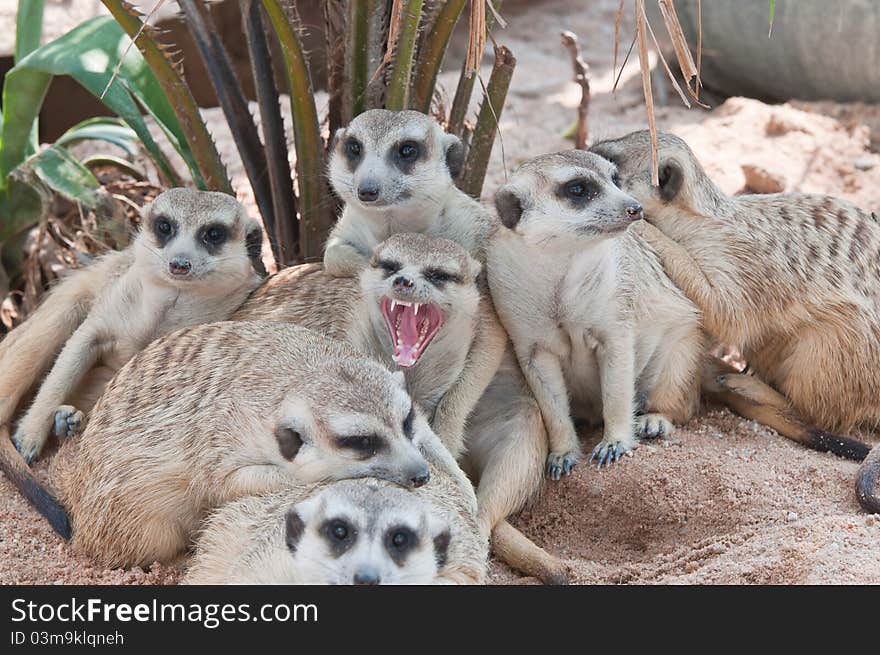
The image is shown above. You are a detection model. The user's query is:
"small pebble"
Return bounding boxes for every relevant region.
[786,511,799,522]
[866,515,876,527]
[853,156,876,171]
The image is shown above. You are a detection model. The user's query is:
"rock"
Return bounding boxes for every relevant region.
[853,156,876,171]
[742,164,786,194]
[786,511,799,522]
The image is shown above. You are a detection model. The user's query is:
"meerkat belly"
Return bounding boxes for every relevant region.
[562,334,603,419]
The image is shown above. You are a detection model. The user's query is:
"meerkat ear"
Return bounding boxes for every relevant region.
[658,159,684,202]
[433,530,451,569]
[330,127,346,153]
[495,185,525,229]
[245,219,268,276]
[275,397,317,460]
[442,133,464,179]
[285,509,306,552]
[274,426,304,460]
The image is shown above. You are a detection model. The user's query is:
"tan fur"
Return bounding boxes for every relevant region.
[489,151,703,477]
[50,322,434,568]
[185,433,486,585]
[233,233,504,458]
[1,188,264,464]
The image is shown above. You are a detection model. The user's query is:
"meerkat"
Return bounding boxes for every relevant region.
[47,322,433,568]
[0,188,265,466]
[488,151,704,478]
[323,109,492,276]
[591,131,878,509]
[234,233,503,457]
[185,434,486,585]
[235,234,562,582]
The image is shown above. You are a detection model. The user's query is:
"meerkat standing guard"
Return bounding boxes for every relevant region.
[0,188,264,535]
[48,322,434,568]
[186,433,487,585]
[234,233,500,457]
[591,131,878,510]
[324,109,491,275]
[488,151,704,477]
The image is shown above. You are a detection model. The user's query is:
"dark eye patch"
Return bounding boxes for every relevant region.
[335,434,383,458]
[198,223,229,254]
[402,405,415,439]
[385,525,419,565]
[422,267,462,287]
[321,518,356,557]
[558,177,602,207]
[372,259,401,278]
[151,215,177,247]
[612,170,621,188]
[343,137,362,169]
[391,139,424,173]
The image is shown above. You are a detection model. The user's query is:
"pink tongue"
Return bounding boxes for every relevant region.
[395,305,422,366]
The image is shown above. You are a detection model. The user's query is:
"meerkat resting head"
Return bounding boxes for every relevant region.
[284,480,451,585]
[328,109,464,223]
[494,151,644,249]
[359,233,481,368]
[135,187,266,285]
[590,130,727,225]
[282,354,431,488]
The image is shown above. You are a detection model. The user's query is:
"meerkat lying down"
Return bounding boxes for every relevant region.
[234,232,500,458]
[234,234,565,582]
[0,189,265,536]
[186,436,486,585]
[489,151,704,477]
[47,322,433,568]
[591,131,878,511]
[323,109,491,276]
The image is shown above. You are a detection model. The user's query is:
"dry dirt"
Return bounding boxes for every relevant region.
[1,0,878,585]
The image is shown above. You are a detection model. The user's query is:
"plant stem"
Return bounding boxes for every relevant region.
[385,0,424,110]
[410,0,466,113]
[348,0,369,118]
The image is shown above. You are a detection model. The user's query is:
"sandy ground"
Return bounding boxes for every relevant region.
[2,0,879,585]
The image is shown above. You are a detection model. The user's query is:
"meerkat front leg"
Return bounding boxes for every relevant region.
[13,324,104,463]
[323,235,372,278]
[518,348,581,480]
[52,405,86,439]
[591,333,637,467]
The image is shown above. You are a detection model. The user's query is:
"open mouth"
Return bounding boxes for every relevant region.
[380,297,444,367]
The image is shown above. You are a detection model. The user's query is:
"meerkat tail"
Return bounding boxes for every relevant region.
[491,520,569,585]
[708,371,871,461]
[856,444,880,514]
[0,426,71,539]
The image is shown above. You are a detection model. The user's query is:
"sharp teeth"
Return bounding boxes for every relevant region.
[414,303,420,315]
[391,300,397,311]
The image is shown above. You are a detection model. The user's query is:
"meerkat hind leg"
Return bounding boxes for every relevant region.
[52,405,86,439]
[635,413,674,440]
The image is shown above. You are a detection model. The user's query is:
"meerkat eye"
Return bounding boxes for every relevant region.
[156,218,172,234]
[152,216,176,245]
[398,141,420,161]
[322,518,356,553]
[402,405,415,439]
[336,434,381,457]
[562,178,600,202]
[331,521,349,541]
[373,259,401,277]
[344,138,362,159]
[202,225,228,246]
[385,526,418,557]
[423,267,461,287]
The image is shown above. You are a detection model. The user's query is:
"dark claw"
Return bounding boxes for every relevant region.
[563,458,575,475]
[656,423,666,438]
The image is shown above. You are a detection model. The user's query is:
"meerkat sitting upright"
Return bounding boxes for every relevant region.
[234,233,502,457]
[488,151,704,478]
[48,322,434,568]
[186,429,487,585]
[323,109,492,276]
[591,131,879,510]
[0,188,265,466]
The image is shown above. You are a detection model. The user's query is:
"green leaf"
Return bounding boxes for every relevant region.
[55,117,141,157]
[768,0,776,37]
[15,0,46,156]
[27,145,103,208]
[0,16,185,190]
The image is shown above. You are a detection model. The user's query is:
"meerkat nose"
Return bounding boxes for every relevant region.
[353,569,381,585]
[393,275,414,290]
[169,258,193,276]
[626,203,644,220]
[357,181,380,202]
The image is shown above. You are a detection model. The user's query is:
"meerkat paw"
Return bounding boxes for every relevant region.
[53,405,86,439]
[546,450,580,481]
[12,429,44,465]
[635,413,674,440]
[589,434,637,469]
